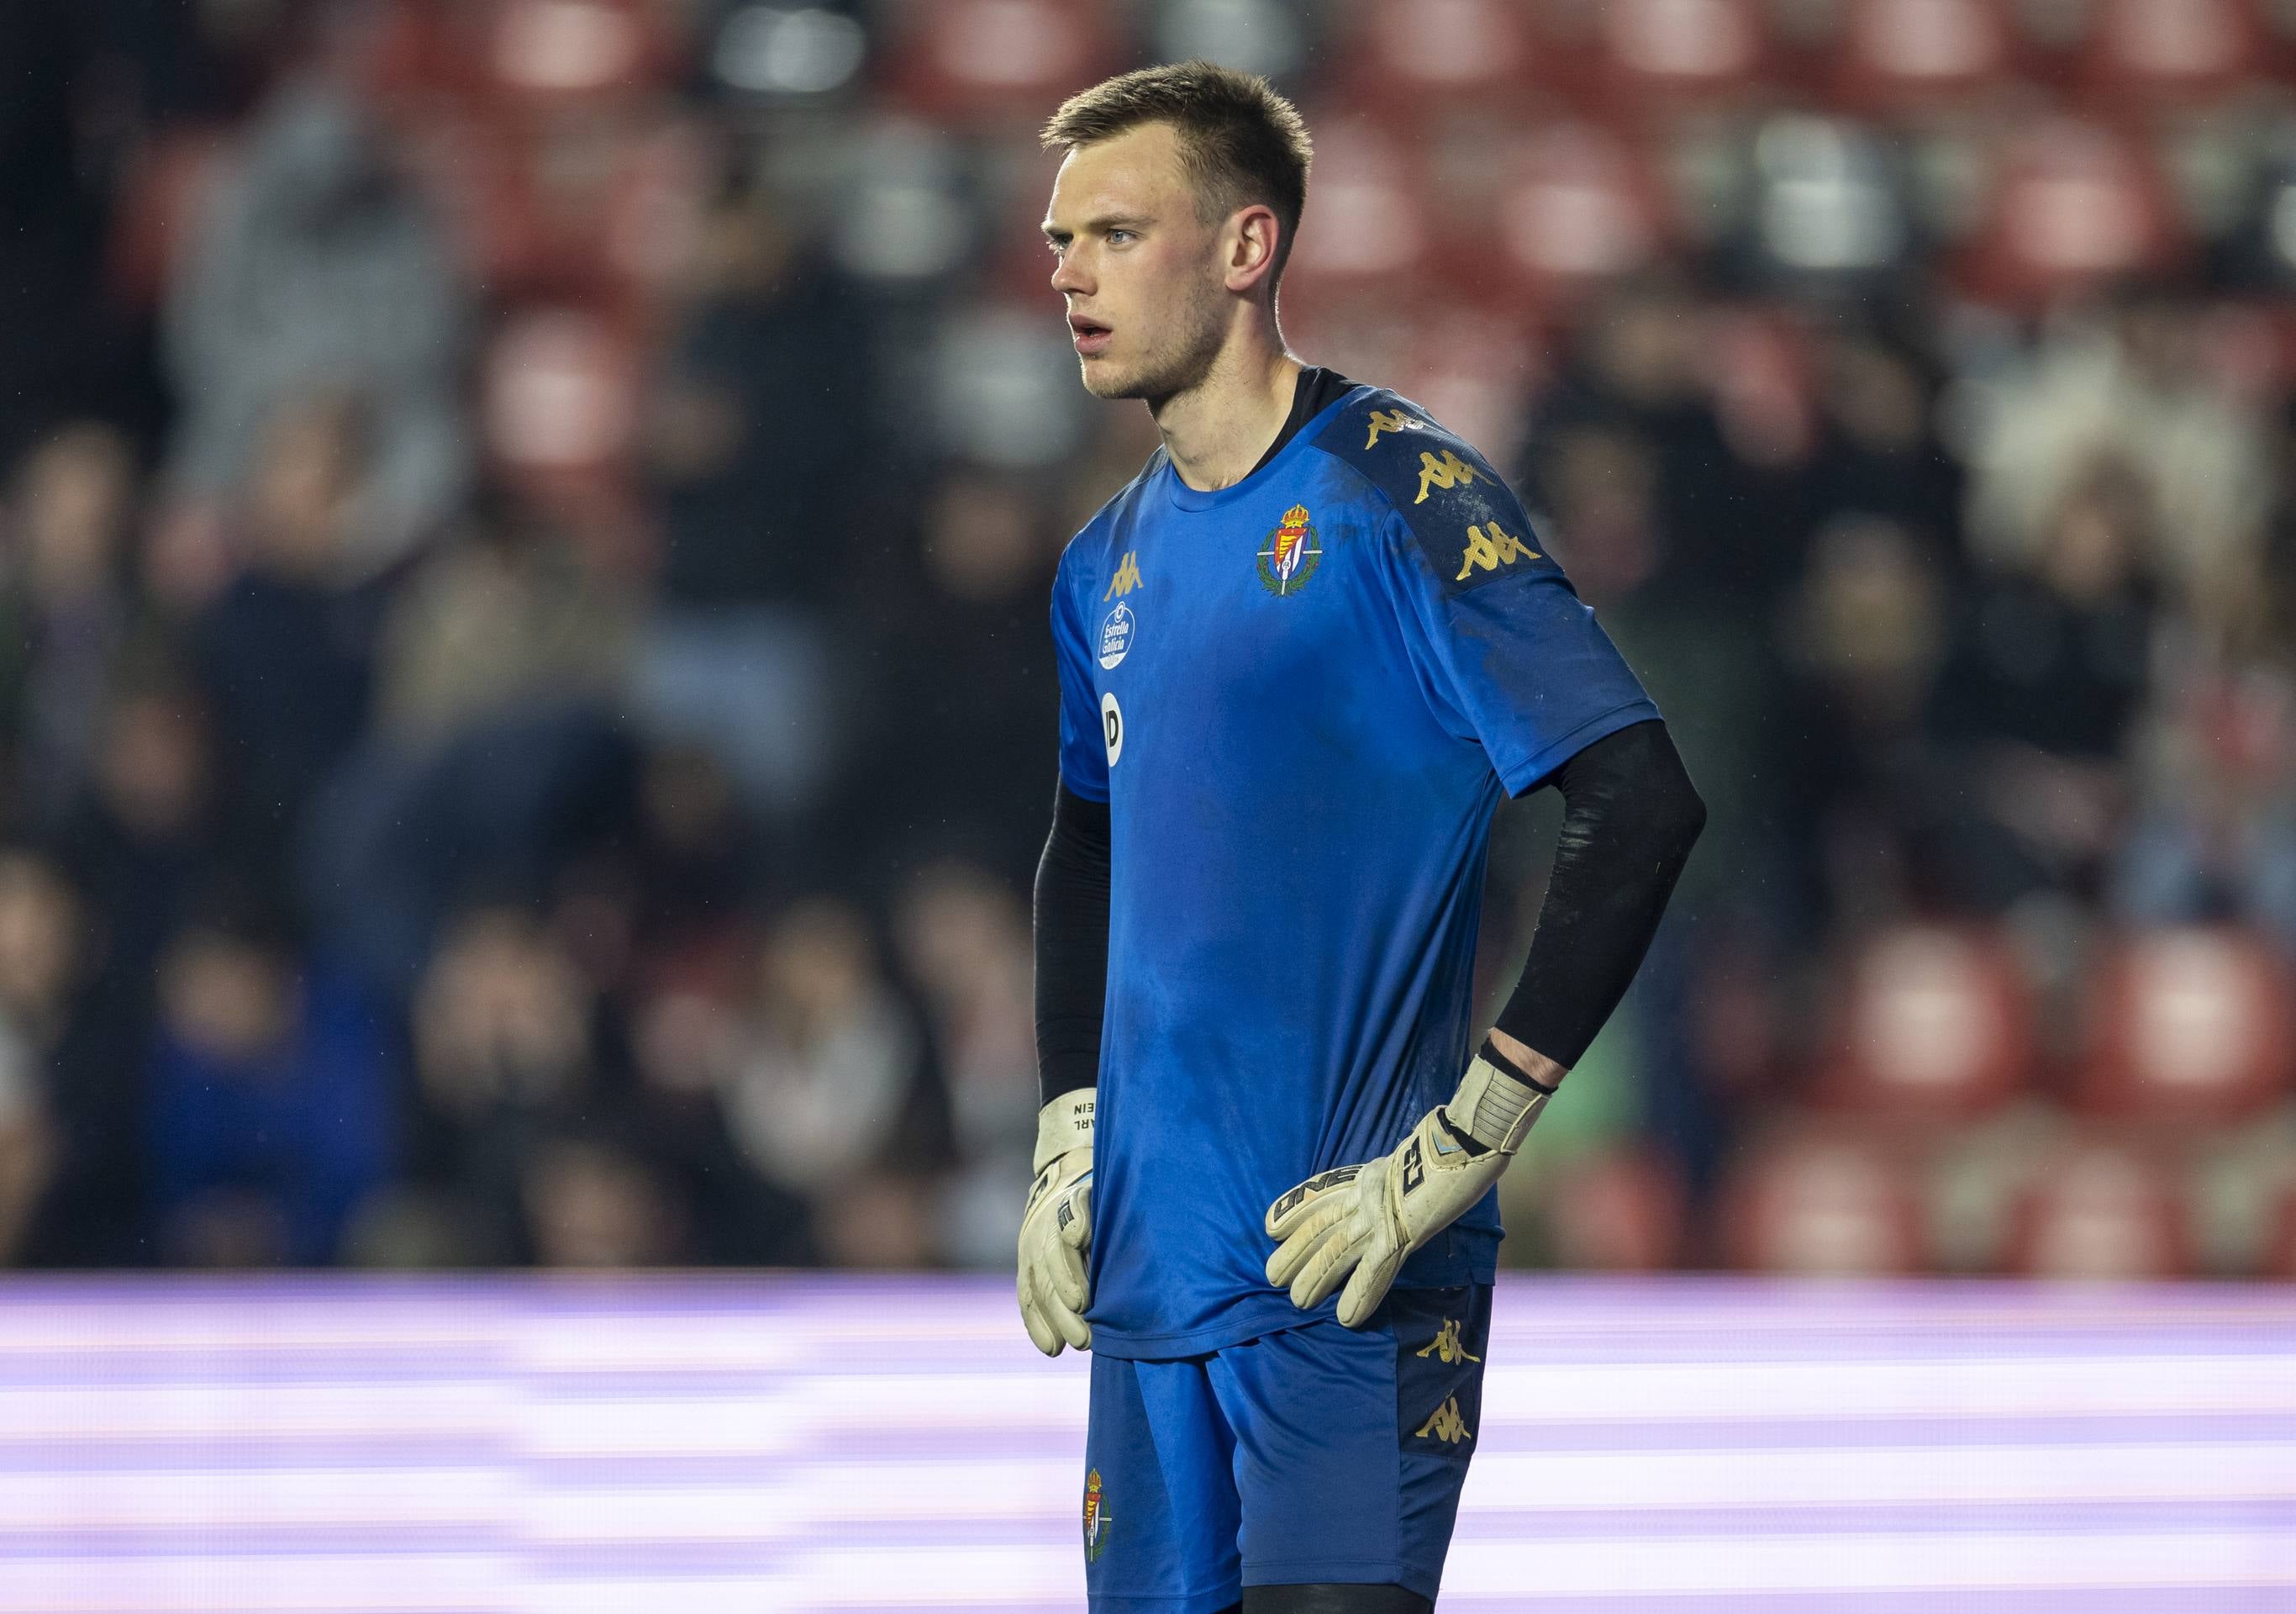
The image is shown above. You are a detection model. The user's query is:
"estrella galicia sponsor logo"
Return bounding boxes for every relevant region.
[1257,504,1322,598]
[1082,1467,1114,1562]
[1098,601,1135,669]
[1100,692,1124,767]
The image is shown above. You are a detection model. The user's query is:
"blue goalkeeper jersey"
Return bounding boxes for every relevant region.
[1051,382,1660,1359]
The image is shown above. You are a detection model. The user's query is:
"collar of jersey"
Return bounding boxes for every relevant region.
[1161,385,1373,512]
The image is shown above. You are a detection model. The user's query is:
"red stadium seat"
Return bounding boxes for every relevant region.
[1830,0,2023,113]
[1595,0,1774,110]
[2004,1137,2192,1279]
[105,128,232,309]
[1542,1147,1687,1270]
[1277,119,1439,305]
[2077,927,2296,1125]
[480,0,680,108]
[1956,116,2182,309]
[1720,1122,1926,1274]
[1814,924,2035,1121]
[482,304,642,498]
[2076,0,2274,108]
[1488,122,1669,307]
[881,0,1127,127]
[400,109,708,314]
[1330,0,1556,120]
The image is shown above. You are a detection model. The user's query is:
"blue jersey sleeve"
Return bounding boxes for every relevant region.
[1318,397,1660,794]
[1051,546,1111,802]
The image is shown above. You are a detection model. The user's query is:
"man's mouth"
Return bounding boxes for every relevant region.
[1068,315,1112,356]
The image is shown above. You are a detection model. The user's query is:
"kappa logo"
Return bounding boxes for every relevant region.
[1456,521,1540,582]
[1082,1468,1115,1562]
[1256,504,1323,598]
[1103,551,1143,600]
[1364,409,1428,449]
[1414,1395,1473,1446]
[1413,450,1488,505]
[1415,1319,1482,1365]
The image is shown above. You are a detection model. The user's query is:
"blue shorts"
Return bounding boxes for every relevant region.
[1081,1284,1492,1613]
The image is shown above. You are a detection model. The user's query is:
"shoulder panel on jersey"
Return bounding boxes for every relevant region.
[1058,446,1168,572]
[1309,390,1560,598]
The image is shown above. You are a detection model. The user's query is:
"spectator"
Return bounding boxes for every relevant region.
[146,890,391,1265]
[0,424,141,831]
[1963,285,2272,633]
[162,75,468,580]
[188,393,382,878]
[893,861,1035,1269]
[1930,460,2162,907]
[635,178,877,825]
[0,852,70,1263]
[719,898,921,1256]
[404,905,601,1261]
[521,1127,687,1269]
[372,493,633,749]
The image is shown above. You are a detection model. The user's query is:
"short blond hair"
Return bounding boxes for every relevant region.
[1042,61,1314,287]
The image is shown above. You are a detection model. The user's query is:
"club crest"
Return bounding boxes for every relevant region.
[1082,1468,1114,1561]
[1257,504,1322,598]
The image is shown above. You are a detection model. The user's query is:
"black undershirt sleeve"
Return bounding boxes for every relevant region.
[1034,780,1111,1106]
[1488,719,1705,1073]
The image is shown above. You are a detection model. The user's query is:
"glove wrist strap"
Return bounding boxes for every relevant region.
[1450,1043,1555,1156]
[1033,1087,1097,1174]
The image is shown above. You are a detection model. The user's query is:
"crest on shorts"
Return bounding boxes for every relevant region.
[1257,504,1322,598]
[1082,1467,1114,1561]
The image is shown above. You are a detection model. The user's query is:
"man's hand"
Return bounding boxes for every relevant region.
[1265,1050,1553,1328]
[1018,1088,1095,1355]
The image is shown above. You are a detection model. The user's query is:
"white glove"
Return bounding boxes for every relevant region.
[1266,1052,1552,1328]
[1018,1088,1095,1355]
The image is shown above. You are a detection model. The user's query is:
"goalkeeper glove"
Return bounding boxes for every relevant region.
[1266,1045,1553,1328]
[1018,1087,1094,1355]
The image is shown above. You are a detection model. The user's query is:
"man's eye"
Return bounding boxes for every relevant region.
[1107,229,1135,245]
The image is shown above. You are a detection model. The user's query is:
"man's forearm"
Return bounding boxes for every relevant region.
[1486,720,1705,1083]
[1033,780,1112,1106]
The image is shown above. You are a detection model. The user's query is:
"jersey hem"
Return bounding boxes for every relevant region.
[1498,699,1661,798]
[1058,764,1111,804]
[1089,1263,1498,1361]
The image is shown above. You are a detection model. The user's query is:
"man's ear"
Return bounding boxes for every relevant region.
[1224,203,1282,297]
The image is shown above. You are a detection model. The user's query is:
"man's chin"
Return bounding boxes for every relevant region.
[1077,360,1140,400]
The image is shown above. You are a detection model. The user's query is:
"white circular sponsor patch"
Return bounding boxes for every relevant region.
[1098,602,1135,670]
[1100,692,1124,767]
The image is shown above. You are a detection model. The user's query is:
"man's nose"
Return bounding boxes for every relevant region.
[1051,249,1089,295]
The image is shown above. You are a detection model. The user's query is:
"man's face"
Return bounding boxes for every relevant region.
[1043,123,1230,401]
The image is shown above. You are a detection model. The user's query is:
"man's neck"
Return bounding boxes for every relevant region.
[1151,329,1301,493]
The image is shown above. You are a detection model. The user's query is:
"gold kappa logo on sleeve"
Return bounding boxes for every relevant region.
[1413,450,1488,504]
[1103,551,1144,599]
[1456,521,1539,581]
[1365,409,1428,449]
[1414,1395,1473,1445]
[1415,1319,1482,1365]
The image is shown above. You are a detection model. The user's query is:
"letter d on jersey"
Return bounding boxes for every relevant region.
[1101,692,1124,767]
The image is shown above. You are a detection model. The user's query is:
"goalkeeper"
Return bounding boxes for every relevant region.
[1019,63,1705,1614]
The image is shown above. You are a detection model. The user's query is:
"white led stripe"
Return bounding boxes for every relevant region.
[0,1554,513,1613]
[0,1468,512,1532]
[1435,1528,2296,1597]
[1479,1355,2296,1422]
[0,1380,502,1442]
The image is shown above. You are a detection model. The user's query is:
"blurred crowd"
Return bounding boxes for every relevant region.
[3,0,2296,1279]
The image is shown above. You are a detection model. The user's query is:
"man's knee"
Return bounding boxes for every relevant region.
[1243,1585,1433,1614]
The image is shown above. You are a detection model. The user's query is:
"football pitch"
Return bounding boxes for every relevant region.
[0,1275,2287,1611]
